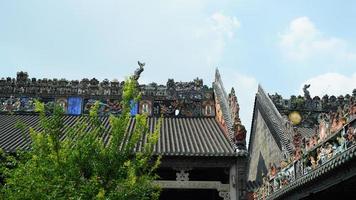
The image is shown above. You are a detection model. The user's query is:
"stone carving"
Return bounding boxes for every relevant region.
[292,128,302,161]
[229,87,241,125]
[194,77,203,90]
[257,116,356,198]
[351,103,356,117]
[176,169,189,181]
[202,100,215,116]
[0,70,215,117]
[139,100,152,115]
[233,123,246,143]
[153,100,202,117]
[318,114,328,142]
[303,84,311,100]
[218,191,231,200]
[133,61,145,81]
[0,96,36,112]
[270,86,355,133]
[56,97,68,112]
[83,99,122,116]
[1,72,213,100]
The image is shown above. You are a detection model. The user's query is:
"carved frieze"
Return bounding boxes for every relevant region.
[0,70,215,117]
[83,98,122,116]
[270,85,355,130]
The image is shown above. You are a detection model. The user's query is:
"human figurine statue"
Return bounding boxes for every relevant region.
[311,135,318,148]
[332,141,339,155]
[337,136,346,152]
[345,126,355,147]
[234,123,246,142]
[293,149,302,161]
[318,119,327,142]
[350,103,356,118]
[310,155,317,169]
[269,163,277,177]
[325,143,333,159]
[330,112,344,133]
[320,146,327,164]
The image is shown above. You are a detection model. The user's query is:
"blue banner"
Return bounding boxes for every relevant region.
[130,100,138,116]
[67,97,82,115]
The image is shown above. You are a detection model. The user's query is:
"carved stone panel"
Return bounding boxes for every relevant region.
[139,100,152,116]
[219,191,231,200]
[176,170,189,181]
[83,98,122,116]
[202,100,216,117]
[56,97,68,113]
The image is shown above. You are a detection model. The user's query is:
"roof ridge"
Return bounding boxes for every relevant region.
[213,69,237,150]
[257,85,293,155]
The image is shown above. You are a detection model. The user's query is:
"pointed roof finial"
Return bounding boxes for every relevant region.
[231,87,235,96]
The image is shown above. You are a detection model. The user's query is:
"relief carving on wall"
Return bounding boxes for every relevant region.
[0,69,216,117]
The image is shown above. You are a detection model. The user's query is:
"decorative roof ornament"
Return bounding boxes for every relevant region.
[132,61,145,81]
[288,111,302,125]
[214,69,236,147]
[303,84,311,100]
[0,67,215,118]
[214,69,247,152]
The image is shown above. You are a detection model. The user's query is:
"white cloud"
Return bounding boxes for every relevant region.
[210,12,240,39]
[279,17,356,62]
[220,69,258,147]
[195,12,241,66]
[299,73,356,96]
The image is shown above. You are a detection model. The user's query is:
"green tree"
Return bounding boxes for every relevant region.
[1,75,161,200]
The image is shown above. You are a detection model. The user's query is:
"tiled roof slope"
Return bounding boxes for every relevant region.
[0,114,239,157]
[250,85,293,155]
[213,69,236,148]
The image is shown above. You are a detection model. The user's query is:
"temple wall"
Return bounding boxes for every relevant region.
[247,110,283,182]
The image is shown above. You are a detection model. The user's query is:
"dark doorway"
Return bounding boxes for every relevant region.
[160,189,222,200]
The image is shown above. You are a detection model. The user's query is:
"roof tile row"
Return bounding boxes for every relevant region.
[0,114,238,157]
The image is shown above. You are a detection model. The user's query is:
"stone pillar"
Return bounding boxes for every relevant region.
[236,157,248,200]
[229,164,237,200]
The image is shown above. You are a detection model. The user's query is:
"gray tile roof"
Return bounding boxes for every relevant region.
[0,114,239,157]
[296,127,315,138]
[249,86,293,155]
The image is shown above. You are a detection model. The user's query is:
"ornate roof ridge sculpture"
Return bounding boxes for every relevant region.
[269,85,356,116]
[213,69,247,152]
[255,116,356,200]
[0,65,247,156]
[0,74,212,98]
[269,85,356,149]
[0,62,216,118]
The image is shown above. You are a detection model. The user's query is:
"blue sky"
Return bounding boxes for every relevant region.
[1,0,356,142]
